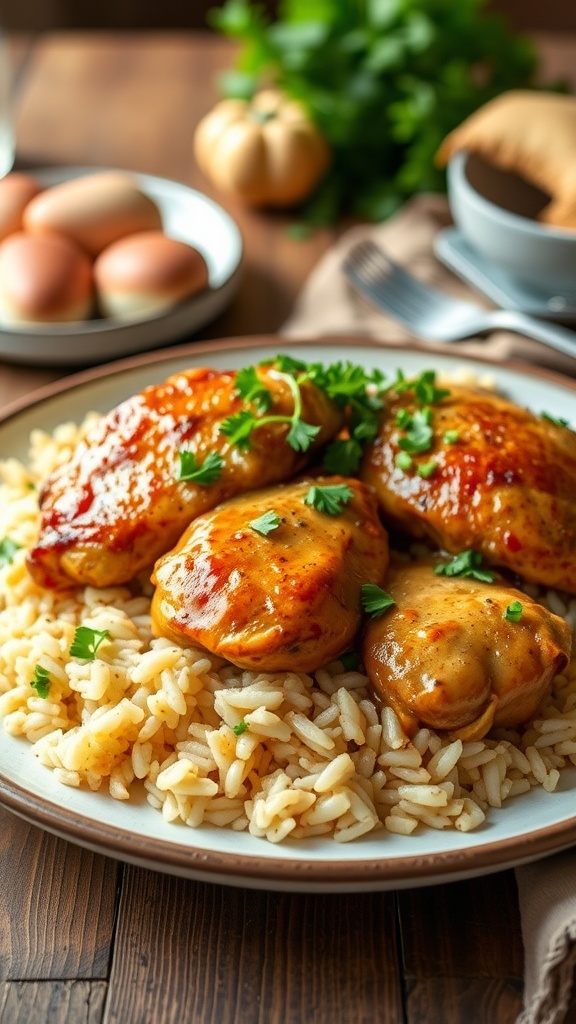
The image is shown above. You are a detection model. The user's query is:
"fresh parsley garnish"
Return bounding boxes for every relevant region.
[0,537,22,568]
[304,483,354,516]
[395,408,412,430]
[416,459,437,479]
[30,664,50,699]
[397,407,434,455]
[177,450,224,485]
[394,371,450,407]
[222,357,388,462]
[541,412,570,429]
[361,584,396,618]
[250,510,282,536]
[209,1,537,226]
[233,720,248,736]
[339,650,360,671]
[69,626,110,661]
[395,451,412,471]
[235,366,273,414]
[219,409,258,449]
[322,438,363,475]
[286,416,321,452]
[434,550,495,584]
[504,600,523,622]
[221,366,320,453]
[443,430,460,444]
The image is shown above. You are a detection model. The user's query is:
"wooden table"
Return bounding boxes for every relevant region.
[1,29,575,1024]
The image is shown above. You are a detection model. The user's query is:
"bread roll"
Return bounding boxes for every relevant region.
[23,171,162,257]
[0,172,43,242]
[0,231,94,324]
[94,230,209,320]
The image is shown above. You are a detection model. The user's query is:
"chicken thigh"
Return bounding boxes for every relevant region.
[27,365,343,589]
[361,382,576,593]
[151,476,389,672]
[363,559,572,741]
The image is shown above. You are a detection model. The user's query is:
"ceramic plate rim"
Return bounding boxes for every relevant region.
[1,334,575,892]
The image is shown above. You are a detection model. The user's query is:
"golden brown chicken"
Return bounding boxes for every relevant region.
[360,381,576,593]
[26,364,344,590]
[151,476,389,672]
[363,559,572,741]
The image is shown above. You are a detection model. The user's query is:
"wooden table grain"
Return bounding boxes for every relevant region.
[1,29,575,1024]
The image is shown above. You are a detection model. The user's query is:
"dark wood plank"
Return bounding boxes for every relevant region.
[0,810,117,980]
[13,32,230,180]
[3,0,576,32]
[406,978,523,1024]
[103,866,403,1024]
[0,980,106,1023]
[398,872,523,981]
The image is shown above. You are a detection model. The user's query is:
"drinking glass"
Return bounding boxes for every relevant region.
[0,30,15,177]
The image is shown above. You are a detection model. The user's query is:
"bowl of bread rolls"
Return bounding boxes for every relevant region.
[438,91,576,297]
[0,167,243,366]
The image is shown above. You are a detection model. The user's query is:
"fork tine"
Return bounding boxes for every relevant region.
[342,239,475,334]
[343,243,434,325]
[344,242,446,310]
[342,239,576,357]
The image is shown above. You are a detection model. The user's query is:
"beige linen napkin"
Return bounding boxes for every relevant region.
[282,193,576,376]
[281,193,576,1024]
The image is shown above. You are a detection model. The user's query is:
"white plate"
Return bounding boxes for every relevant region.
[0,167,243,366]
[435,228,576,320]
[1,336,575,892]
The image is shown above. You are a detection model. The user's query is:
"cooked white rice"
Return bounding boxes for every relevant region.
[0,415,575,844]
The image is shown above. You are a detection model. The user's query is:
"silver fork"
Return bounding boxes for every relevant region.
[343,240,576,361]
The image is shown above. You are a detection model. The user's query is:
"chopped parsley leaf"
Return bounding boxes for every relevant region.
[250,510,282,536]
[322,438,363,475]
[361,583,396,617]
[221,367,320,454]
[304,483,354,516]
[69,626,110,661]
[339,650,360,671]
[31,664,50,699]
[443,430,460,444]
[224,357,389,458]
[416,459,438,479]
[235,366,273,414]
[0,537,22,568]
[233,720,248,736]
[434,550,495,584]
[395,408,412,430]
[395,451,412,471]
[397,407,433,454]
[504,600,523,622]
[270,354,308,376]
[219,409,258,449]
[177,450,224,485]
[541,412,570,429]
[286,417,321,452]
[394,370,450,406]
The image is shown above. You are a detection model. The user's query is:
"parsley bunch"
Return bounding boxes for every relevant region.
[219,356,387,468]
[208,0,538,224]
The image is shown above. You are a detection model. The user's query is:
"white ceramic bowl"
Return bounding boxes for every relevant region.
[447,150,576,297]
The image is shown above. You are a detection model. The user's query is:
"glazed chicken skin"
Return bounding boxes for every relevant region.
[151,476,389,673]
[26,365,344,590]
[363,559,572,741]
[360,383,576,594]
